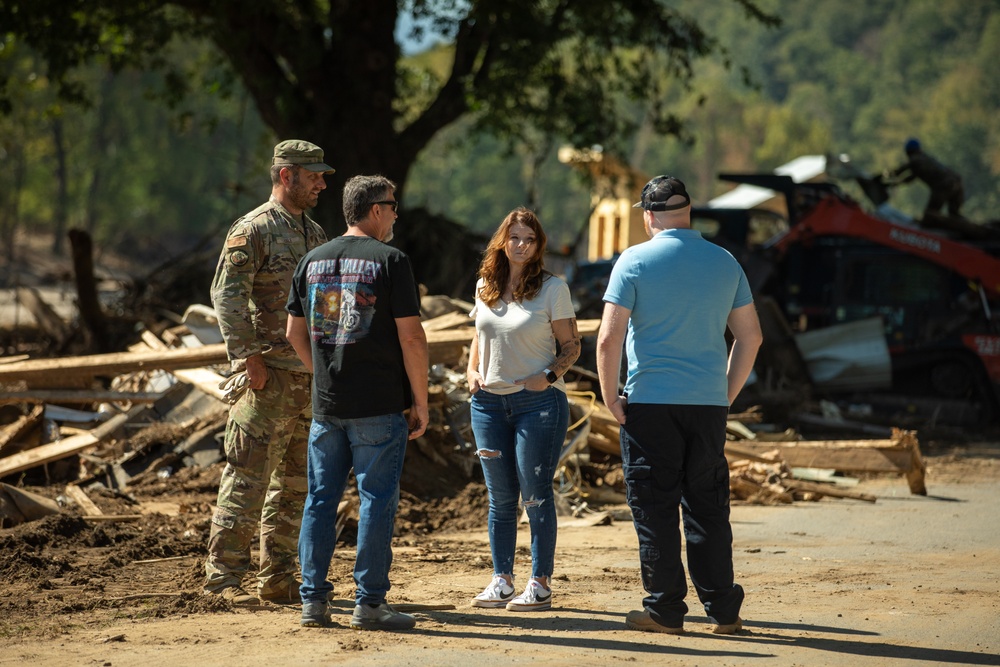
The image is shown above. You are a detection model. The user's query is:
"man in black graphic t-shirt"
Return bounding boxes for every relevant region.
[286,174,428,632]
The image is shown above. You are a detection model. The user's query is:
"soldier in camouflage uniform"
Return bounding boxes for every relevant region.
[203,140,334,606]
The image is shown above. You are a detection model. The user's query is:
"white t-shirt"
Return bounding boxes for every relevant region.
[470,274,576,395]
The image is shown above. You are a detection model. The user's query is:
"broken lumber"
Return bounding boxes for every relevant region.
[782,479,877,503]
[729,475,794,504]
[586,432,620,457]
[0,404,44,453]
[0,405,145,478]
[727,429,926,495]
[725,441,782,464]
[0,344,229,387]
[0,390,164,405]
[0,318,599,389]
[133,331,228,401]
[0,354,30,365]
[422,311,473,332]
[63,484,103,516]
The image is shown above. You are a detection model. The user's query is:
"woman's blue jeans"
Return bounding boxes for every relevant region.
[298,413,407,606]
[470,387,569,579]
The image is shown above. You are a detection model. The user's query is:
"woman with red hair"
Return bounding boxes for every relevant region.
[466,207,581,612]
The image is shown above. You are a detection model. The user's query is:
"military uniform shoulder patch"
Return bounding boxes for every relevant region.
[229,249,250,267]
[227,235,248,248]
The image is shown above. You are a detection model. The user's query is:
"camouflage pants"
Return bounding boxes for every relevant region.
[204,366,311,596]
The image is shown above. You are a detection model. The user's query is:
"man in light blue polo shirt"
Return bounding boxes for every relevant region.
[597,174,762,636]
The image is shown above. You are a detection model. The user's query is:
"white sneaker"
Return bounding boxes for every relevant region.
[505,580,551,611]
[471,575,515,608]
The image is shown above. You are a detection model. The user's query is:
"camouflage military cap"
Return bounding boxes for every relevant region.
[272,140,335,174]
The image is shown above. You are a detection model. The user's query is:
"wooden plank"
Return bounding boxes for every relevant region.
[558,510,612,527]
[0,406,141,477]
[782,479,877,503]
[0,404,44,451]
[0,390,163,405]
[586,432,620,457]
[905,439,927,496]
[0,430,100,477]
[422,311,472,332]
[726,420,757,440]
[727,429,927,495]
[0,354,30,365]
[730,476,794,504]
[724,442,782,464]
[0,344,229,386]
[731,439,914,472]
[62,484,103,516]
[753,445,911,472]
[170,368,229,401]
[1,318,600,388]
[132,334,228,402]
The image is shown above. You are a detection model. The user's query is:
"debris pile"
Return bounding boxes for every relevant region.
[1,292,932,534]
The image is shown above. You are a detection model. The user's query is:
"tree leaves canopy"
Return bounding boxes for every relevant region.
[0,0,777,230]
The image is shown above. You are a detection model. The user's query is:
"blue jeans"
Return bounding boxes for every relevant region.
[619,403,743,627]
[298,413,407,606]
[470,387,569,579]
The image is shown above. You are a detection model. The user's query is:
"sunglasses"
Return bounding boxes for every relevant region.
[373,200,399,212]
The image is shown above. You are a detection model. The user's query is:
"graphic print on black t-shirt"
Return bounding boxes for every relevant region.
[305,257,383,345]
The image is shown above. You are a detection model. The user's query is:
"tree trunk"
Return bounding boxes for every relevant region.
[68,228,110,353]
[51,118,70,256]
[0,141,26,265]
[84,72,115,234]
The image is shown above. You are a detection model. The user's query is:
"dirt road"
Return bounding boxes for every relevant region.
[1,452,999,667]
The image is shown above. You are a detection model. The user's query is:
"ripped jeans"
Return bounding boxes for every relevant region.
[470,387,569,579]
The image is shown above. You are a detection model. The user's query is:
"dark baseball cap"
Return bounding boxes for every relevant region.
[272,140,335,174]
[633,175,691,211]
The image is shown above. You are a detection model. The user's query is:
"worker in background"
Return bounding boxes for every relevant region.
[888,138,964,218]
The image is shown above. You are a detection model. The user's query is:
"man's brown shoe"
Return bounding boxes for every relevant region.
[711,617,743,634]
[204,585,260,607]
[259,580,300,604]
[625,609,684,635]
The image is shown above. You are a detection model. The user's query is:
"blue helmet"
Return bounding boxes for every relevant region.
[904,138,921,154]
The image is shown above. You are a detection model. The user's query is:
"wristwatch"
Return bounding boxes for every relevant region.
[543,368,558,384]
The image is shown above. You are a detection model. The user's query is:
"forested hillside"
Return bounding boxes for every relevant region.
[410,0,1000,244]
[1,0,997,261]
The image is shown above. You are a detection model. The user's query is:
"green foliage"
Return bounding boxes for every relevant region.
[581,0,1000,221]
[2,0,999,270]
[405,118,591,247]
[1,0,778,238]
[0,36,271,264]
[405,0,1000,241]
